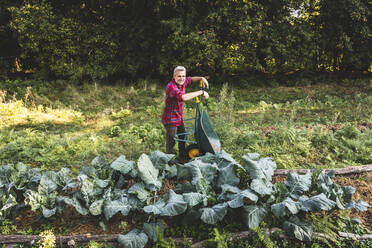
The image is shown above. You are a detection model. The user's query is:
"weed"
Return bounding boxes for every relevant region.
[154,229,177,248]
[0,219,17,235]
[87,241,105,248]
[38,229,56,248]
[109,126,122,137]
[212,228,229,248]
[111,108,133,127]
[335,124,361,139]
[120,221,128,232]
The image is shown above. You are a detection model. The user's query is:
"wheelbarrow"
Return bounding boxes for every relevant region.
[174,81,221,160]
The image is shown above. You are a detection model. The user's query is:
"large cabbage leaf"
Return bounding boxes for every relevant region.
[143,221,165,242]
[89,199,104,216]
[24,190,42,211]
[23,173,59,217]
[271,197,301,217]
[60,195,89,215]
[39,174,58,195]
[197,152,218,164]
[160,190,188,216]
[137,154,162,191]
[317,170,336,196]
[42,206,57,218]
[216,163,240,188]
[283,216,312,241]
[0,165,12,187]
[78,174,108,206]
[215,150,239,167]
[103,197,131,220]
[242,154,276,180]
[174,182,196,194]
[143,200,166,215]
[217,184,241,202]
[9,163,41,190]
[176,163,191,180]
[0,194,17,217]
[342,186,355,204]
[200,203,228,224]
[300,193,336,212]
[250,178,273,196]
[110,155,135,175]
[144,190,188,216]
[148,150,173,169]
[241,205,267,229]
[227,189,258,208]
[128,183,150,203]
[195,178,212,197]
[284,171,312,198]
[195,161,219,184]
[118,229,148,248]
[91,156,106,168]
[183,192,205,208]
[346,200,371,212]
[189,163,217,185]
[10,163,29,190]
[56,168,71,187]
[241,154,276,196]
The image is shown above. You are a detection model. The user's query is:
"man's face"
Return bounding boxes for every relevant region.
[174,70,186,86]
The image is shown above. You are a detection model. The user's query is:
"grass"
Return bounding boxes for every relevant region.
[0,77,371,171]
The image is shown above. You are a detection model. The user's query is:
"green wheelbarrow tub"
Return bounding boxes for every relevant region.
[195,109,221,154]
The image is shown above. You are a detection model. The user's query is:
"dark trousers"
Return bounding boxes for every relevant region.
[164,123,186,159]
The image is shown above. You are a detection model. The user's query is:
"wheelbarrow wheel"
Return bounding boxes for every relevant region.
[185,144,200,159]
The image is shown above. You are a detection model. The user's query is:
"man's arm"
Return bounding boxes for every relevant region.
[191,76,209,89]
[182,90,209,101]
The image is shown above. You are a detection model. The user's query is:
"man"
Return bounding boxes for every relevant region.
[162,66,209,164]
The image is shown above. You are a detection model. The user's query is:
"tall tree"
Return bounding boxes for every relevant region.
[317,0,371,71]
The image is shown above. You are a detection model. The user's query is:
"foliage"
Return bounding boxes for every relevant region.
[1,0,371,81]
[316,0,371,71]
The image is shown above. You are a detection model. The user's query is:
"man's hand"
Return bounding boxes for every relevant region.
[203,91,209,100]
[201,77,209,89]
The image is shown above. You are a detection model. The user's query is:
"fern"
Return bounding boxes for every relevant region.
[312,235,335,248]
[252,223,275,248]
[213,228,229,248]
[154,228,176,248]
[307,213,341,247]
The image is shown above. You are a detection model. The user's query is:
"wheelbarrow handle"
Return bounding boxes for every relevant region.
[195,80,204,104]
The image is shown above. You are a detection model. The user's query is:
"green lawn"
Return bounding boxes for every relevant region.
[0,78,371,171]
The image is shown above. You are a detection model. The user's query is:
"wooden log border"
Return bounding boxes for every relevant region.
[274,164,372,176]
[1,229,372,246]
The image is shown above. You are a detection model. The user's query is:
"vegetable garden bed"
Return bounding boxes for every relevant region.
[1,153,371,247]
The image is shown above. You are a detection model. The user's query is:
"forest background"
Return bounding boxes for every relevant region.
[0,0,371,83]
